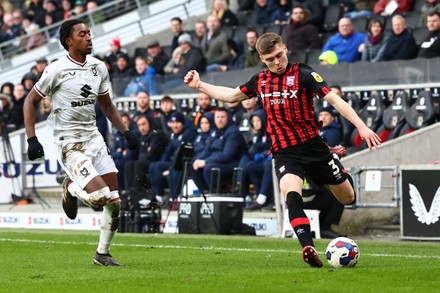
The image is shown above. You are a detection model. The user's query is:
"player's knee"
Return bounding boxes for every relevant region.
[86,186,112,207]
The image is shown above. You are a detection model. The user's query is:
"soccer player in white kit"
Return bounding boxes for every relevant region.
[23,19,138,266]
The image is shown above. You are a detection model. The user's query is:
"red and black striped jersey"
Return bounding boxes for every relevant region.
[239,63,331,153]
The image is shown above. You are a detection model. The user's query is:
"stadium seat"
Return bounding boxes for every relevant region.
[306,48,322,65]
[351,16,369,33]
[236,10,256,26]
[288,50,308,63]
[350,91,384,147]
[404,11,422,29]
[264,24,282,35]
[375,90,410,142]
[411,26,429,45]
[323,4,342,32]
[339,92,361,147]
[398,90,436,136]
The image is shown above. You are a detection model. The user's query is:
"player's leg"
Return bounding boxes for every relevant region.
[279,173,323,268]
[325,154,356,205]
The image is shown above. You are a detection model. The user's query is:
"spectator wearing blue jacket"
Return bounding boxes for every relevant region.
[255,0,279,25]
[322,17,366,63]
[149,111,197,205]
[193,112,215,158]
[318,106,342,147]
[192,107,246,193]
[124,56,158,96]
[238,110,273,210]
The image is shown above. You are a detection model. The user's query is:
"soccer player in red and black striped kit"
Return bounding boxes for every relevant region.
[184,33,381,267]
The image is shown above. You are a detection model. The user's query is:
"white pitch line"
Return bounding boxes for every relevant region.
[1,238,440,259]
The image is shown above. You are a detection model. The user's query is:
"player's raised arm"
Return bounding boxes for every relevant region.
[324,91,382,150]
[184,70,247,103]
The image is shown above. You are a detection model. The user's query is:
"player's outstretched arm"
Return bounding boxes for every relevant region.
[24,88,43,139]
[184,70,247,103]
[324,91,382,150]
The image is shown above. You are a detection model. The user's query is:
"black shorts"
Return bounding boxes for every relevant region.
[273,136,347,187]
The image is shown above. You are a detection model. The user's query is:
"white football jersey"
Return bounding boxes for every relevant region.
[35,54,110,144]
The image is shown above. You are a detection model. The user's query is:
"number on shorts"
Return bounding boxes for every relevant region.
[328,159,340,176]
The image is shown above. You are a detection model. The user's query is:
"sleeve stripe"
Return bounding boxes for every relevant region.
[34,86,47,98]
[98,89,109,95]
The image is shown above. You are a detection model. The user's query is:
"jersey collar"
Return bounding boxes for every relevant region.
[67,54,87,67]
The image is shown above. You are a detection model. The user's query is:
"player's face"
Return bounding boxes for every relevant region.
[259,44,288,74]
[69,23,92,55]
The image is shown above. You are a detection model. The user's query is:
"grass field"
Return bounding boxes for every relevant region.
[1,229,439,293]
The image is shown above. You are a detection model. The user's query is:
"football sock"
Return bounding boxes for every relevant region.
[97,192,120,254]
[286,191,314,248]
[345,173,357,205]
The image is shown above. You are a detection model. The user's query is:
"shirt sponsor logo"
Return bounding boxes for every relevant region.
[311,72,323,83]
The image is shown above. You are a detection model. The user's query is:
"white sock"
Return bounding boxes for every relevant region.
[97,191,120,254]
[256,194,267,205]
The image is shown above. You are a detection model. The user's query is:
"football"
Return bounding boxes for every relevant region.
[325,237,360,268]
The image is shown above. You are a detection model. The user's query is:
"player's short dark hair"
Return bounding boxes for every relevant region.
[59,19,86,51]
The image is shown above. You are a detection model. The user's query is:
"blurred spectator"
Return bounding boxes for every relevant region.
[60,0,73,20]
[124,56,158,96]
[34,57,48,79]
[146,39,170,75]
[202,15,231,71]
[164,46,184,74]
[0,0,12,14]
[238,110,272,210]
[271,0,292,25]
[321,17,366,63]
[162,33,205,88]
[8,83,26,130]
[343,0,374,19]
[238,96,260,143]
[170,16,186,52]
[293,0,324,30]
[211,0,239,27]
[149,111,197,204]
[44,11,60,39]
[24,23,46,51]
[187,92,216,127]
[0,94,12,128]
[318,106,342,147]
[1,82,14,98]
[192,20,206,48]
[104,36,128,70]
[382,14,418,61]
[244,29,265,68]
[112,112,138,191]
[192,107,246,193]
[361,18,389,62]
[2,9,26,41]
[111,53,134,97]
[71,0,86,19]
[282,4,322,51]
[154,95,176,136]
[418,11,440,58]
[255,0,279,25]
[123,114,168,191]
[131,90,155,123]
[193,112,215,157]
[420,0,440,27]
[224,100,245,126]
[25,0,46,28]
[21,71,37,94]
[216,39,245,71]
[318,50,338,65]
[373,0,414,16]
[44,0,63,23]
[87,0,106,24]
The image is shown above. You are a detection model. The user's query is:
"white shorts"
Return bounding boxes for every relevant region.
[57,133,118,189]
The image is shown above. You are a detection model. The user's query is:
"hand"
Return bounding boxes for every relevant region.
[123,131,138,150]
[358,126,382,150]
[254,153,264,161]
[27,136,44,160]
[329,145,347,157]
[184,70,201,89]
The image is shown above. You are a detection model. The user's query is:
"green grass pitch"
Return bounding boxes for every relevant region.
[1,229,439,293]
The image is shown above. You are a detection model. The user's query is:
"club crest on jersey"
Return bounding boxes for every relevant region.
[311,72,323,83]
[287,76,294,86]
[91,66,98,76]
